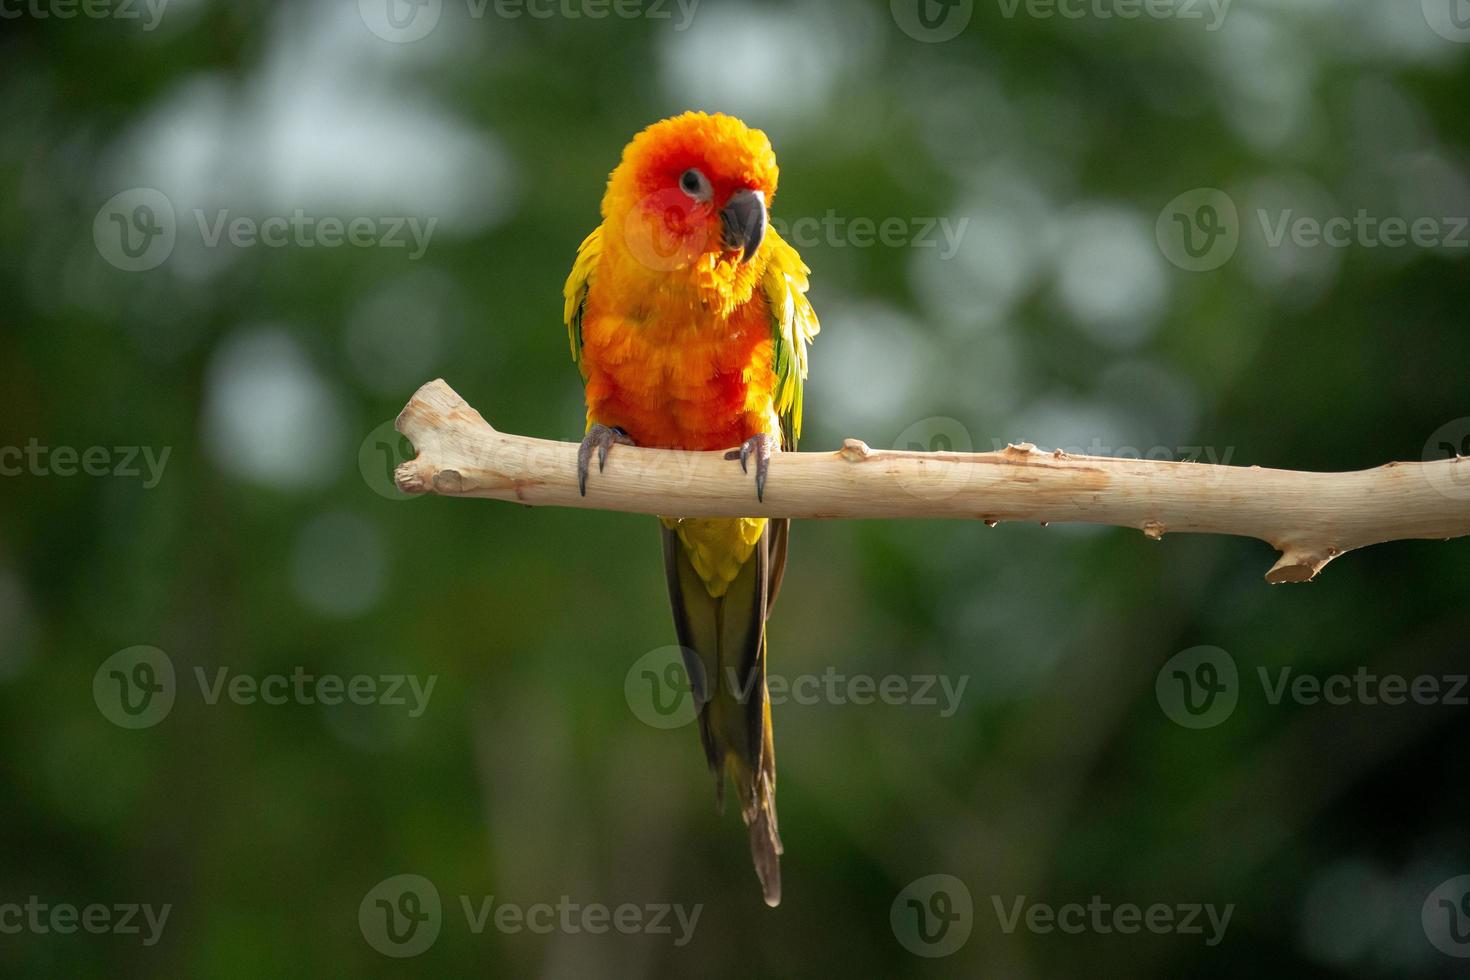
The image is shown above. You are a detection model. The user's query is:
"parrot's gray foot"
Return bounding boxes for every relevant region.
[725,432,775,503]
[578,424,635,496]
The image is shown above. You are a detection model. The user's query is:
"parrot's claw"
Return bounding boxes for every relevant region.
[725,433,775,503]
[577,424,635,496]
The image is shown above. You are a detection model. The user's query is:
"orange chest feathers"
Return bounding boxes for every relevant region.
[578,294,779,452]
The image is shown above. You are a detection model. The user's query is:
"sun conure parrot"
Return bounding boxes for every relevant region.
[561,111,819,906]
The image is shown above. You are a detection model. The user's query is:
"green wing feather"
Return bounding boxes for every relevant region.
[760,229,820,452]
[562,225,603,375]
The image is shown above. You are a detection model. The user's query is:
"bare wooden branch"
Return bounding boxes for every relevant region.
[394,379,1470,583]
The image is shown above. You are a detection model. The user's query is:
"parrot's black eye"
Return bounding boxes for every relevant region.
[679,168,711,202]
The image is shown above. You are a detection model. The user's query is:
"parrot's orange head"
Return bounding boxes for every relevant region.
[603,111,779,305]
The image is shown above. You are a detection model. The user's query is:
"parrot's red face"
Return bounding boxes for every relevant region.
[603,112,780,282]
[630,148,773,265]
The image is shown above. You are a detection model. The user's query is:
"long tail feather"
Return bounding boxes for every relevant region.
[662,522,784,906]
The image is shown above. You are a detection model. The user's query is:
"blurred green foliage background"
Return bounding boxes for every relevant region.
[2,0,1469,975]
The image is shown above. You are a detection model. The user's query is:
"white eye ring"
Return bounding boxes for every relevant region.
[679,168,712,202]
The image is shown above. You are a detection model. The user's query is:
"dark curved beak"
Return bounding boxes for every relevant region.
[720,189,766,264]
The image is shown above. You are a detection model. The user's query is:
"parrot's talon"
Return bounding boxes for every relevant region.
[578,424,635,496]
[725,433,774,503]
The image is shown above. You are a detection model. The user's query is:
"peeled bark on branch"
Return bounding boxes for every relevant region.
[393,379,1470,584]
